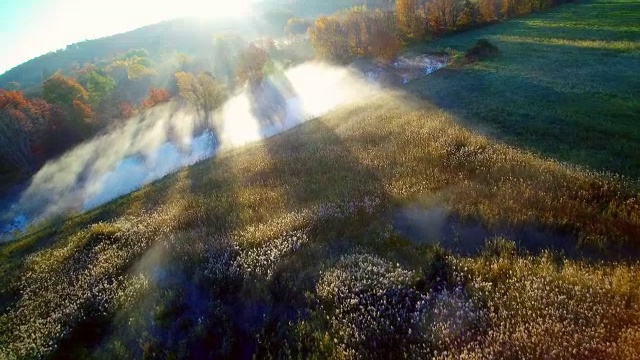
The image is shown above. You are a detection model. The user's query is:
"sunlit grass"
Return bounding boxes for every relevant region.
[1,89,638,358]
[496,35,640,51]
[442,249,640,359]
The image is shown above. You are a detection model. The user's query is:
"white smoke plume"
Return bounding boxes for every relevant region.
[0,62,377,240]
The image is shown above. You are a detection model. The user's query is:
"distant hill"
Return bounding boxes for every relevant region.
[0,0,374,95]
[0,17,264,94]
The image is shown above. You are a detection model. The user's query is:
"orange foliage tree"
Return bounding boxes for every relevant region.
[478,0,499,23]
[309,15,351,63]
[43,73,94,139]
[118,102,136,119]
[0,90,49,172]
[427,0,463,35]
[140,88,171,109]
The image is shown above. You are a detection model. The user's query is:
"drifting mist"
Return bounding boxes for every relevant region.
[1,62,377,239]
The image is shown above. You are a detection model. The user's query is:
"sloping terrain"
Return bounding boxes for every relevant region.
[1,0,640,358]
[410,0,640,177]
[1,90,639,358]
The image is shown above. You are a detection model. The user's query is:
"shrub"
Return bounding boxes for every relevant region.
[465,39,500,61]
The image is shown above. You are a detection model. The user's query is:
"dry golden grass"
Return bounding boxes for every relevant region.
[440,251,640,359]
[1,91,639,358]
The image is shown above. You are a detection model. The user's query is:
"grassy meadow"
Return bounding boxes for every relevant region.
[1,0,640,358]
[410,0,640,177]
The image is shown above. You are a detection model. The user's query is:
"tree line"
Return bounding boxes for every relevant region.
[309,0,573,62]
[0,39,287,176]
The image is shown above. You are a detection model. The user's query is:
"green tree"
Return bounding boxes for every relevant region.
[78,69,116,107]
[109,49,156,80]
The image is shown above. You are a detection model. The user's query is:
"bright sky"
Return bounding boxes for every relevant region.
[0,0,252,75]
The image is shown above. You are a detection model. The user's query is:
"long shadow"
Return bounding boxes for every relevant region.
[12,104,240,358]
[391,204,640,261]
[247,75,387,210]
[409,40,640,177]
[408,0,640,176]
[50,154,248,359]
[222,74,392,357]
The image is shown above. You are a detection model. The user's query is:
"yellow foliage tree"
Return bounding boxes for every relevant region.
[308,16,351,63]
[395,0,426,40]
[175,72,227,114]
[478,0,498,23]
[309,8,402,63]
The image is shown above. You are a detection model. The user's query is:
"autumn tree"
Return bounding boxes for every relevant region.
[457,0,479,29]
[175,72,227,116]
[427,0,463,34]
[108,49,157,105]
[367,11,403,63]
[309,8,401,63]
[236,44,272,85]
[140,88,171,109]
[43,73,94,139]
[396,0,426,40]
[309,16,351,63]
[501,0,516,18]
[43,73,89,107]
[0,91,44,172]
[118,101,136,119]
[109,49,156,80]
[478,0,498,23]
[343,6,369,56]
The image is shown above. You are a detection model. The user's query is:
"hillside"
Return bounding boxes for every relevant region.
[1,0,640,358]
[0,17,270,94]
[0,0,371,93]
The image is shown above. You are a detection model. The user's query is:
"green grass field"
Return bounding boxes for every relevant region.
[409,0,640,177]
[1,0,640,358]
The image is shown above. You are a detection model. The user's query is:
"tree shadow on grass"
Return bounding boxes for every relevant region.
[408,42,640,177]
[239,77,398,358]
[392,204,640,261]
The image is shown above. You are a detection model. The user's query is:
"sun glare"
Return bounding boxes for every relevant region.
[188,0,252,19]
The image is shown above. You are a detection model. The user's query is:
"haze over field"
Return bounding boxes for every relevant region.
[1,63,377,237]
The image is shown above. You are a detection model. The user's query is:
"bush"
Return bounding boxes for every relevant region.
[465,39,499,61]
